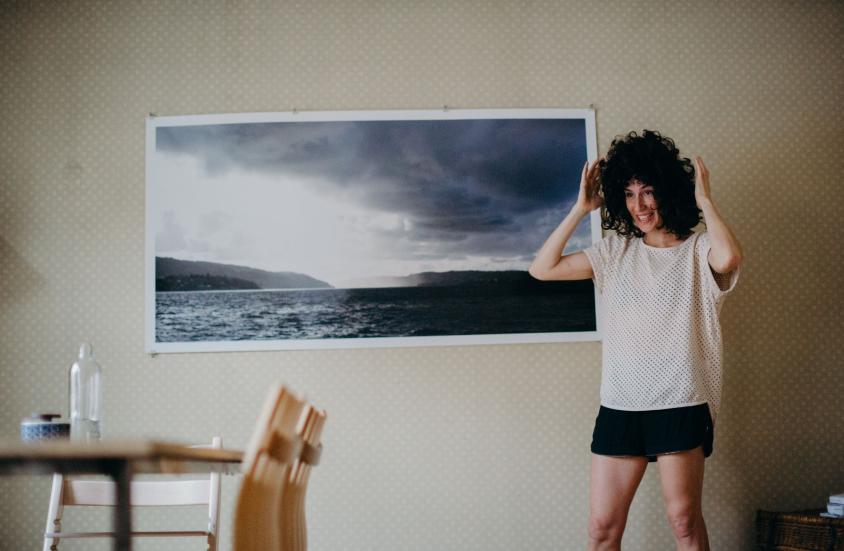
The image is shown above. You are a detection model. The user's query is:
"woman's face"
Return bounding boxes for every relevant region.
[625,179,661,234]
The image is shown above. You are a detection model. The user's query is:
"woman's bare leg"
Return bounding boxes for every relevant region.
[588,454,648,551]
[656,447,710,551]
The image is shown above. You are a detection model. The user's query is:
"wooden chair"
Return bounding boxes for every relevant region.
[234,385,304,551]
[43,436,223,551]
[281,404,327,551]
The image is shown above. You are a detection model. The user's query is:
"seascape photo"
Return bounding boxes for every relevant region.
[145,110,600,352]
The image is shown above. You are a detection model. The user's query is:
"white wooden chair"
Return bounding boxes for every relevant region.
[281,404,326,551]
[234,385,304,551]
[43,436,223,551]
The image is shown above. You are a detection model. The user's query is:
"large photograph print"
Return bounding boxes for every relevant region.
[145,109,601,353]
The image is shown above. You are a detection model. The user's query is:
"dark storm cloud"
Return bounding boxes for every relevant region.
[157,117,588,258]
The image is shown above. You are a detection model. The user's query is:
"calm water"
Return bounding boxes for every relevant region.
[155,282,595,342]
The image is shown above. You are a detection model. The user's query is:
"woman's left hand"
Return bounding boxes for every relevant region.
[693,156,712,206]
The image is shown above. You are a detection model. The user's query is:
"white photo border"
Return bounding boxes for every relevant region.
[145,108,602,353]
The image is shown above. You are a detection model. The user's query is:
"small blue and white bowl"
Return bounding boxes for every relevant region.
[21,413,70,441]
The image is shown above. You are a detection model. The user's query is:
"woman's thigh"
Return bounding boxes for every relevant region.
[656,446,705,513]
[589,453,649,520]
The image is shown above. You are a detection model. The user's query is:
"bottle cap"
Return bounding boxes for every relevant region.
[79,343,93,359]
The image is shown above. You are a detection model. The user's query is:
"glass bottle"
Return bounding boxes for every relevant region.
[69,343,102,441]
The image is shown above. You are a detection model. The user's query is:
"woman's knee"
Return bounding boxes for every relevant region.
[588,513,624,544]
[665,505,702,540]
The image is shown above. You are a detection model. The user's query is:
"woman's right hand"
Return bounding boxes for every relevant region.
[574,159,603,215]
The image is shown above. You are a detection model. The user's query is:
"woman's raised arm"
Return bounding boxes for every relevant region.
[529,159,602,281]
[693,156,743,274]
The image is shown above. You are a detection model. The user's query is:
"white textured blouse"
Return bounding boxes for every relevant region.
[583,231,740,419]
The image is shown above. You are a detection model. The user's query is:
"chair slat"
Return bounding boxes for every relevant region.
[281,405,327,551]
[45,530,209,538]
[63,479,212,506]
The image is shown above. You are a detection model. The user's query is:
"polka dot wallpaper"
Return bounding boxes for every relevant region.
[1,1,842,550]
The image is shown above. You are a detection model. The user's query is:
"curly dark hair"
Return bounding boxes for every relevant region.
[598,130,701,239]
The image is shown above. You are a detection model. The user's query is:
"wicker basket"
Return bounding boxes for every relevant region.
[756,509,844,550]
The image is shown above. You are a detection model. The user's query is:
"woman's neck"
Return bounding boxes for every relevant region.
[643,229,687,248]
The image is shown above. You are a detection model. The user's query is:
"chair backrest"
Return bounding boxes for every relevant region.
[281,404,327,551]
[43,437,223,551]
[234,384,305,551]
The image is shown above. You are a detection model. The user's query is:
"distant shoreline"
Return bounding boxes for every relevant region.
[156,286,408,294]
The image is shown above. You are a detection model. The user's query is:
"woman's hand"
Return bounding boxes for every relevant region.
[693,156,712,207]
[574,159,603,214]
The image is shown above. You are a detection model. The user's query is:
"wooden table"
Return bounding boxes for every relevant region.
[0,439,243,551]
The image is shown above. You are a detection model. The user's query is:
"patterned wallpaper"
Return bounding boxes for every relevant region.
[1,1,842,550]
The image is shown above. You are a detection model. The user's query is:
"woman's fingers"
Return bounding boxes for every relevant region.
[586,159,598,180]
[580,159,601,199]
[693,157,706,184]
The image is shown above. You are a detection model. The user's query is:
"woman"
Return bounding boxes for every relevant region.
[529,130,743,551]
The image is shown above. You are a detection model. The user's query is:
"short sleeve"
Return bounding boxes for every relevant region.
[582,234,615,293]
[696,232,740,299]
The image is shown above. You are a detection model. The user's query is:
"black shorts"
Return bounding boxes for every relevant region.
[590,403,714,462]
